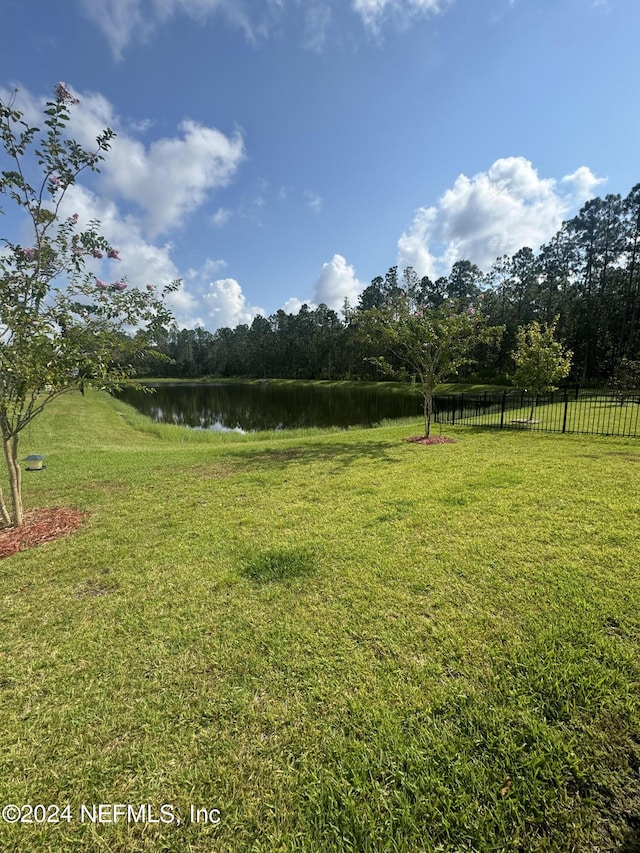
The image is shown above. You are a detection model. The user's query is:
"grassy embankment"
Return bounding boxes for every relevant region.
[1,388,640,852]
[139,376,509,394]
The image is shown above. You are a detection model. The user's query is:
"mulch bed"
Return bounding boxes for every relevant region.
[0,507,87,559]
[404,435,456,446]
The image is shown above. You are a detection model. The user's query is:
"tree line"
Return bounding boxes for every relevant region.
[137,183,640,385]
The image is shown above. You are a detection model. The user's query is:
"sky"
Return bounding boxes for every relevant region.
[1,0,639,330]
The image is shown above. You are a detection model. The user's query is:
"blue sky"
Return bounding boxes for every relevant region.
[1,0,639,329]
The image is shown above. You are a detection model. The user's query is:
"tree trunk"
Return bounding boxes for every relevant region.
[3,434,23,527]
[424,391,432,438]
[0,485,11,526]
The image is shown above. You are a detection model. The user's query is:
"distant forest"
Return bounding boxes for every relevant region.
[134,184,640,384]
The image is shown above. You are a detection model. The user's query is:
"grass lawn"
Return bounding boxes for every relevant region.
[141,377,510,394]
[449,394,640,438]
[1,389,640,852]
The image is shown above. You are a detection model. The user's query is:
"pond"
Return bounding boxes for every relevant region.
[116,382,421,432]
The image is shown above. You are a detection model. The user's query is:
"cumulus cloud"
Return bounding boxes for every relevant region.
[279,254,363,316]
[5,85,244,240]
[1,83,250,330]
[397,206,439,280]
[103,119,244,237]
[312,254,364,310]
[2,83,275,337]
[397,157,606,278]
[59,184,204,326]
[281,296,314,314]
[561,166,607,203]
[203,278,265,329]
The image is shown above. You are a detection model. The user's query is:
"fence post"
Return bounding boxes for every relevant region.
[460,393,464,423]
[500,390,506,429]
[562,387,569,433]
[451,395,455,426]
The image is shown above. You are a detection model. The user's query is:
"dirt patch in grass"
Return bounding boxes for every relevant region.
[403,435,456,446]
[74,578,115,598]
[0,507,87,559]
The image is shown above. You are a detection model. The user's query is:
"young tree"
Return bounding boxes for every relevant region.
[358,299,502,437]
[609,357,640,406]
[0,84,178,526]
[511,318,572,420]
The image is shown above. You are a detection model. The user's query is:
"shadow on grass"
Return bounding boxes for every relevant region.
[240,547,317,584]
[222,438,418,473]
[621,826,640,853]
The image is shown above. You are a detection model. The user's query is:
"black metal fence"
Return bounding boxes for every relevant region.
[433,387,640,438]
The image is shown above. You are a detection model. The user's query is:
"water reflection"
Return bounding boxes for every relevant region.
[116,382,420,432]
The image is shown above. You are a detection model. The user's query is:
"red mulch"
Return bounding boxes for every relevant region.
[403,435,457,445]
[0,507,87,559]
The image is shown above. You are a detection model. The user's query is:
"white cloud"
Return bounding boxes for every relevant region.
[186,258,227,281]
[76,0,454,56]
[397,206,439,280]
[126,117,155,134]
[102,119,244,237]
[1,83,258,333]
[59,184,205,325]
[0,88,198,328]
[281,253,364,315]
[5,85,244,240]
[211,207,233,227]
[398,157,606,278]
[282,296,314,314]
[202,258,228,277]
[561,166,607,203]
[203,278,265,329]
[304,3,332,51]
[352,0,451,31]
[76,0,255,59]
[312,253,364,310]
[304,190,323,213]
[0,84,46,128]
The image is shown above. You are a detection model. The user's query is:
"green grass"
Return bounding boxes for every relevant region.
[141,376,510,394]
[452,395,640,438]
[2,389,640,852]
